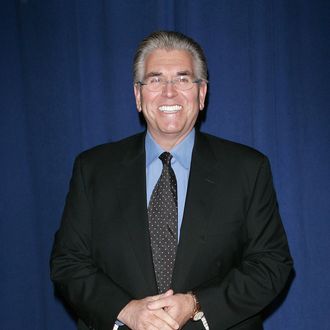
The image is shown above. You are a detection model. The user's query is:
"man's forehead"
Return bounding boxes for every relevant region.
[144,49,194,75]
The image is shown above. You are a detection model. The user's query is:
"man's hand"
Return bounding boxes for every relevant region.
[117,290,180,330]
[147,292,195,329]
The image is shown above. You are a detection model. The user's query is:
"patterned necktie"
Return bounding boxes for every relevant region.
[148,152,178,293]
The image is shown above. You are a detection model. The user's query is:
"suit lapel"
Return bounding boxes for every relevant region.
[116,133,158,295]
[115,132,219,294]
[172,132,218,291]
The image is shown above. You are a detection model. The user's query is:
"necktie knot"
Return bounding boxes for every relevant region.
[159,152,172,166]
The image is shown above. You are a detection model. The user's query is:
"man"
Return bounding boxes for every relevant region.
[51,31,293,330]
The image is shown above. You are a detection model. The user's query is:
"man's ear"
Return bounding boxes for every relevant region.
[198,82,207,111]
[134,83,142,112]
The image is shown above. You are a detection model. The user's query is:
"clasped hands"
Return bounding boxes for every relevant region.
[117,289,195,330]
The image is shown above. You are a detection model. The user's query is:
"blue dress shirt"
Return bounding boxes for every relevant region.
[145,129,195,240]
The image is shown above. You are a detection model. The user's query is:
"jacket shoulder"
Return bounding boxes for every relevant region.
[200,132,267,163]
[78,132,145,164]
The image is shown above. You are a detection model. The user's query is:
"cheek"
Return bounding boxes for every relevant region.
[143,94,159,109]
[183,91,199,105]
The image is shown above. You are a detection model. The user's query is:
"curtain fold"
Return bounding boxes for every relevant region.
[1,1,329,329]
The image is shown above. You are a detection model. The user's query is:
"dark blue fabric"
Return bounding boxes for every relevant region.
[1,1,329,329]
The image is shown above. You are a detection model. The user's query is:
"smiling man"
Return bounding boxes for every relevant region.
[51,31,293,330]
[134,48,207,150]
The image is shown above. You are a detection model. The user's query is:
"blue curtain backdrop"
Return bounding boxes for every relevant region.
[1,0,329,329]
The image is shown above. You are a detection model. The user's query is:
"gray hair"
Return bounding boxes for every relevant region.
[133,31,208,83]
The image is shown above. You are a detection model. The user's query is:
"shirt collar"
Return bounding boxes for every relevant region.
[145,129,195,169]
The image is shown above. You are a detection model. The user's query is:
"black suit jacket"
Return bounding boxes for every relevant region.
[51,131,293,330]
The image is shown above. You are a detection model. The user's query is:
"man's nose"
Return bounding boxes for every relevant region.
[161,81,178,97]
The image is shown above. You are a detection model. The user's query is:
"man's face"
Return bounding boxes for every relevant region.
[134,49,207,148]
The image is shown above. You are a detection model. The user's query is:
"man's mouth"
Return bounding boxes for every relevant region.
[158,105,182,113]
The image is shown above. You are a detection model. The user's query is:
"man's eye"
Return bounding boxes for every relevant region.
[149,77,161,84]
[178,76,190,83]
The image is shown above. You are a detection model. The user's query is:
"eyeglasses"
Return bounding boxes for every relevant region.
[138,76,203,92]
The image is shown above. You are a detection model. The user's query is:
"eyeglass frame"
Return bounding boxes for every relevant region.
[136,75,206,92]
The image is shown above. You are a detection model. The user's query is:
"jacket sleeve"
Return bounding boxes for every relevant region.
[195,156,293,329]
[50,155,131,330]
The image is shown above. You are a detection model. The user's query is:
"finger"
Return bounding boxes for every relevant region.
[155,308,179,329]
[144,322,159,330]
[163,289,174,297]
[148,311,179,330]
[148,289,174,302]
[147,295,174,310]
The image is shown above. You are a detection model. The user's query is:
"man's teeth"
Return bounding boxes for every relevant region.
[159,105,182,112]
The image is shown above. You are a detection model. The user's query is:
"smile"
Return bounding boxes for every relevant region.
[158,105,182,113]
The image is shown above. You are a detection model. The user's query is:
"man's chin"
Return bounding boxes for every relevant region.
[159,127,184,136]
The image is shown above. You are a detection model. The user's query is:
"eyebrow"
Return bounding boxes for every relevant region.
[176,70,192,76]
[145,72,162,78]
